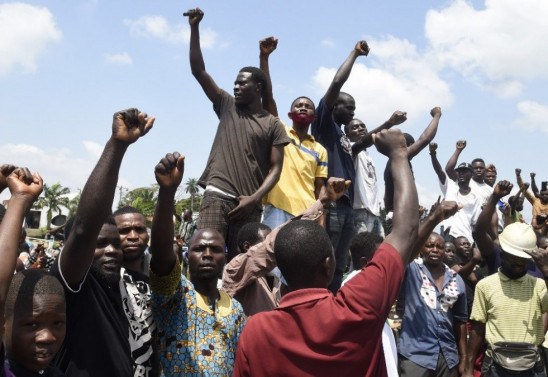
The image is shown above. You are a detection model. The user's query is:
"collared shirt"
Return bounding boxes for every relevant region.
[233,243,403,377]
[471,269,548,346]
[398,260,467,371]
[311,98,355,202]
[265,126,328,216]
[150,263,246,376]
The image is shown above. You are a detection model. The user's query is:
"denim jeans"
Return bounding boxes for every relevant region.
[354,208,385,238]
[262,204,294,229]
[327,198,355,293]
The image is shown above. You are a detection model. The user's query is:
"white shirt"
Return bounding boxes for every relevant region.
[440,179,482,242]
[352,147,381,216]
[470,179,493,206]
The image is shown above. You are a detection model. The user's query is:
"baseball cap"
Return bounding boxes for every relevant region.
[499,223,537,259]
[455,162,473,172]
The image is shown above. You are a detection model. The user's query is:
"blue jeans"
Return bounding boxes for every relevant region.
[354,208,385,238]
[262,204,294,229]
[327,198,355,293]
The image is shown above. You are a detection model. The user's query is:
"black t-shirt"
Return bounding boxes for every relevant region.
[51,262,133,377]
[1,345,65,377]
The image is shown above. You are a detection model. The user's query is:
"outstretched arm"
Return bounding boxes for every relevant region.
[428,142,446,185]
[407,107,441,159]
[351,111,407,155]
[228,144,284,221]
[410,199,459,261]
[515,168,535,205]
[0,168,43,337]
[323,41,369,109]
[150,153,185,277]
[530,172,540,197]
[187,8,221,103]
[373,129,419,263]
[259,37,278,117]
[463,321,486,377]
[445,140,466,181]
[60,109,154,289]
[473,180,512,260]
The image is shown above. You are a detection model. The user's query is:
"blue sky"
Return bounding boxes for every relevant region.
[1,0,547,219]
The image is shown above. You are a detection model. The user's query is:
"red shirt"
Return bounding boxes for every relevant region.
[232,243,404,377]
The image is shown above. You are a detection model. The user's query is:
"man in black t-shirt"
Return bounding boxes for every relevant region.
[51,108,155,377]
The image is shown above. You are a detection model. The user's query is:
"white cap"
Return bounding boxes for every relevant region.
[499,223,537,259]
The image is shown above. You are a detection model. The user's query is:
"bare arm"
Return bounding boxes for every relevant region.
[150,153,185,277]
[428,142,446,185]
[445,140,466,181]
[0,168,43,336]
[473,180,512,260]
[407,107,441,159]
[516,168,535,204]
[463,321,486,377]
[61,109,154,289]
[228,144,284,220]
[314,177,326,200]
[455,321,468,376]
[410,200,459,261]
[452,247,481,278]
[351,111,407,155]
[530,172,539,197]
[259,37,278,117]
[188,8,221,104]
[323,41,369,109]
[373,129,419,262]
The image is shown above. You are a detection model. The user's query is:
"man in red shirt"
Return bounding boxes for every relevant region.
[233,128,419,377]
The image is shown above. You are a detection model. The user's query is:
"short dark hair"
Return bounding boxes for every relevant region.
[290,96,315,110]
[239,66,266,95]
[471,158,485,165]
[236,222,271,251]
[275,220,332,288]
[349,231,383,269]
[5,269,65,318]
[113,205,143,217]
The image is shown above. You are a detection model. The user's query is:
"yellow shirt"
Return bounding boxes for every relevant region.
[471,270,548,345]
[264,126,328,216]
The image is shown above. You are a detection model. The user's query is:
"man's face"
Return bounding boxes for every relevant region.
[471,161,486,182]
[91,223,123,286]
[484,171,496,187]
[333,95,355,126]
[456,168,473,187]
[454,237,472,261]
[188,230,226,281]
[114,213,149,263]
[233,72,260,106]
[345,119,367,142]
[540,190,548,204]
[183,210,193,222]
[538,237,548,250]
[421,234,445,266]
[4,294,66,373]
[443,242,457,266]
[500,250,529,279]
[288,97,315,125]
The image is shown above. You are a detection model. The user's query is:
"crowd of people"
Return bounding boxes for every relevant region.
[1,7,548,377]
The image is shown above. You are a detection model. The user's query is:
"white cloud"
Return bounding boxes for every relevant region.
[124,15,217,48]
[425,0,548,97]
[312,35,453,128]
[104,52,133,65]
[0,3,62,77]
[515,100,548,133]
[82,141,104,158]
[321,38,335,48]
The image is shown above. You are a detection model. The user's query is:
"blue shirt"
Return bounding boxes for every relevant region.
[311,98,355,202]
[398,260,467,370]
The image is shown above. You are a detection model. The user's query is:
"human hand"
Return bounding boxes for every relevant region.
[515,168,521,176]
[0,164,17,192]
[430,107,442,117]
[532,247,548,276]
[493,180,513,199]
[531,172,536,178]
[111,108,154,145]
[429,198,461,223]
[260,37,278,56]
[456,140,466,151]
[321,177,351,204]
[387,111,407,126]
[429,142,438,154]
[372,129,407,158]
[185,8,204,26]
[7,167,43,201]
[228,195,258,220]
[154,152,185,191]
[354,40,370,56]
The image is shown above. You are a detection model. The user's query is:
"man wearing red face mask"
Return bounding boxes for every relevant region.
[258,37,328,228]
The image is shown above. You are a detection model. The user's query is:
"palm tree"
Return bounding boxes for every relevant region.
[37,183,71,229]
[185,178,200,212]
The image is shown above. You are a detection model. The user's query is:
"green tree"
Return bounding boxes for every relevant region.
[120,185,159,222]
[36,183,71,229]
[67,190,81,217]
[185,178,201,212]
